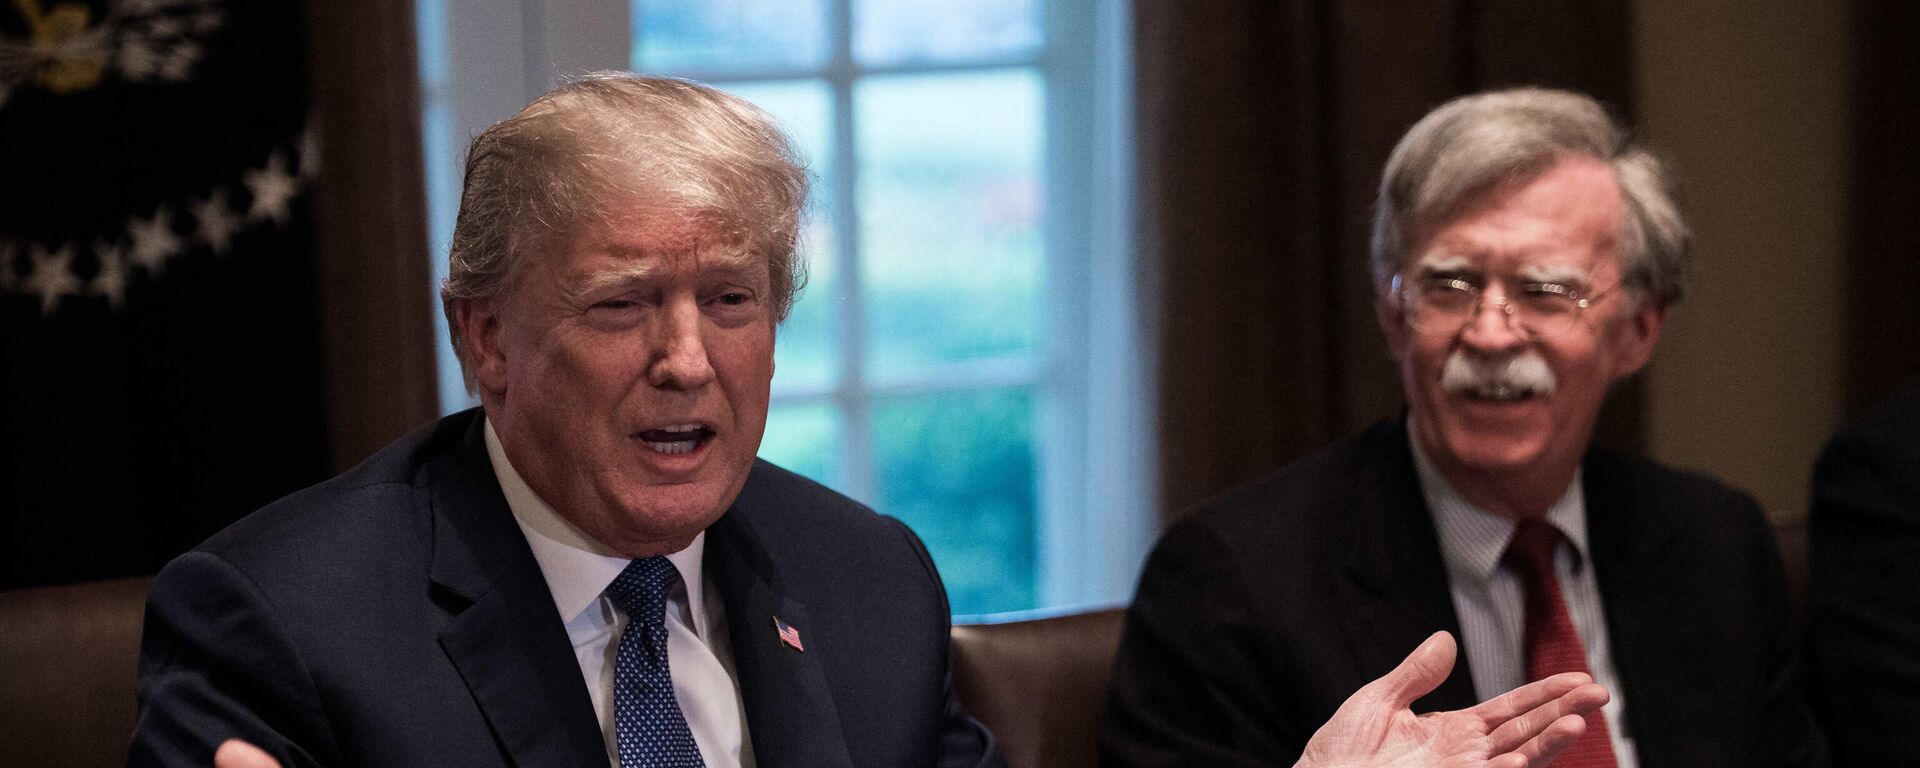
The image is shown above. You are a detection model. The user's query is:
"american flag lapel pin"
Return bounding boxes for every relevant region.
[773,615,805,652]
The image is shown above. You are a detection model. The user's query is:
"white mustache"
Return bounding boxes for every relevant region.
[1441,351,1557,398]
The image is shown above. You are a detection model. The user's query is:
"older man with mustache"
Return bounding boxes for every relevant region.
[1101,88,1828,768]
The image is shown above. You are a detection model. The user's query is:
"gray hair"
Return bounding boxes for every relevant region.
[1370,87,1690,306]
[441,71,809,382]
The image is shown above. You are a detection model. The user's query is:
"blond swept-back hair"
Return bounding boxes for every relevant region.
[1370,87,1690,306]
[441,71,809,383]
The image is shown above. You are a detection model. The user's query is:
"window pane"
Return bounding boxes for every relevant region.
[874,387,1036,615]
[758,401,841,487]
[723,80,835,193]
[724,81,838,393]
[854,0,1042,67]
[856,70,1044,377]
[633,0,827,73]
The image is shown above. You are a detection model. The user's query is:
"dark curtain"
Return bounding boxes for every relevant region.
[304,0,438,472]
[0,0,435,589]
[1139,0,1638,520]
[1846,0,1920,413]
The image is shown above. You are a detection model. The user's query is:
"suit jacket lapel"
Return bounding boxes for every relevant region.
[1339,418,1480,713]
[706,504,854,768]
[427,414,608,768]
[1585,453,1707,763]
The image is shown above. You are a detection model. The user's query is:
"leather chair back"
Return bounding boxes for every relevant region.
[0,575,152,768]
[950,607,1126,768]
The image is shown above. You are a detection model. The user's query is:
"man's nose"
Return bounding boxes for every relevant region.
[647,300,716,389]
[1459,292,1528,353]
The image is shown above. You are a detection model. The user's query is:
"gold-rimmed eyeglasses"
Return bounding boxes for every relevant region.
[1393,273,1611,341]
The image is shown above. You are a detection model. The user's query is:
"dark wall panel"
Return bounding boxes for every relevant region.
[304,0,439,473]
[1847,0,1920,411]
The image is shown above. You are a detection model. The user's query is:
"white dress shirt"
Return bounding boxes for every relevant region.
[485,421,755,768]
[1409,427,1639,768]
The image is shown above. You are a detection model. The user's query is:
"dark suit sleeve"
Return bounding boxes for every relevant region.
[129,551,337,768]
[1099,518,1297,767]
[1809,402,1920,766]
[881,516,1007,768]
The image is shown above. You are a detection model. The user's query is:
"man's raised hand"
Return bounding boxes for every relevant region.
[1295,632,1608,768]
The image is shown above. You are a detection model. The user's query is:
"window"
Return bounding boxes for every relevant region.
[417,0,1147,616]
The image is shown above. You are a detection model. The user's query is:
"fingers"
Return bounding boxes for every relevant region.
[1360,631,1457,709]
[215,739,282,768]
[1469,671,1595,723]
[1504,713,1589,768]
[1485,682,1608,755]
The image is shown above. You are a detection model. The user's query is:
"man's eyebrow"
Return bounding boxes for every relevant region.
[566,263,660,302]
[1412,254,1475,276]
[1516,263,1590,285]
[564,248,765,302]
[695,247,763,277]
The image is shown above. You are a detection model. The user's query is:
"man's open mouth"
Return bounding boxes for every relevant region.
[637,424,713,455]
[1462,383,1540,403]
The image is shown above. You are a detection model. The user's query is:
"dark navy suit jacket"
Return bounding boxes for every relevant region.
[130,409,1001,767]
[1809,377,1920,766]
[1100,416,1827,768]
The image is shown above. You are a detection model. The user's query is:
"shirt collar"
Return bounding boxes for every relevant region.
[483,418,710,638]
[1408,421,1591,584]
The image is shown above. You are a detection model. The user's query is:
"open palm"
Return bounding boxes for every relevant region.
[1297,632,1607,768]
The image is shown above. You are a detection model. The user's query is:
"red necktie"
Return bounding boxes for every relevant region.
[1504,519,1620,768]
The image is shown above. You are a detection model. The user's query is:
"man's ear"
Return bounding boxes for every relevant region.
[453,298,509,396]
[1611,297,1668,378]
[1376,284,1411,360]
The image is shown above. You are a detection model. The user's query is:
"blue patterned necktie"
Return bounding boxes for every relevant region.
[605,556,706,768]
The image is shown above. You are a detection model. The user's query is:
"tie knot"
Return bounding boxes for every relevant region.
[1503,519,1564,576]
[605,556,681,623]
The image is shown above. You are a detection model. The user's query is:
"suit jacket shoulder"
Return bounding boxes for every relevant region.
[132,411,604,768]
[1581,445,1783,590]
[705,460,1000,768]
[1578,446,1828,768]
[1808,378,1920,765]
[185,413,464,603]
[727,460,950,613]
[1101,418,1473,766]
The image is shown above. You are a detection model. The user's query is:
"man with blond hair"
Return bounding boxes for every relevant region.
[132,72,998,768]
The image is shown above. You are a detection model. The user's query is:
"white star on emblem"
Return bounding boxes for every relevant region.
[129,208,181,274]
[27,243,82,316]
[193,9,225,34]
[194,189,241,255]
[119,38,161,81]
[150,16,185,39]
[93,240,131,310]
[246,152,300,225]
[160,42,202,82]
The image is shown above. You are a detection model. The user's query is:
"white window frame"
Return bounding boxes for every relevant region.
[416,0,1150,611]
